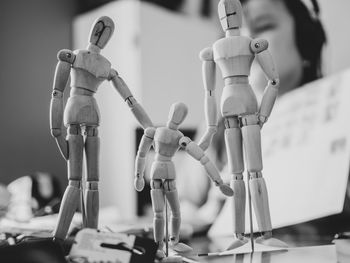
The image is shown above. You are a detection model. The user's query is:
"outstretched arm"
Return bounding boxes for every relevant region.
[179,136,233,197]
[198,47,218,151]
[134,127,156,192]
[108,69,153,129]
[50,49,75,160]
[251,39,280,127]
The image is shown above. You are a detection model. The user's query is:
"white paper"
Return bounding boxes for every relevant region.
[210,69,350,236]
[69,228,135,263]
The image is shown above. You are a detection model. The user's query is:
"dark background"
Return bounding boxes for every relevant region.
[0,0,76,188]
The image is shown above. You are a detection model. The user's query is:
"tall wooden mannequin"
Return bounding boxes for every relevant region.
[199,0,287,249]
[134,102,233,259]
[50,16,153,240]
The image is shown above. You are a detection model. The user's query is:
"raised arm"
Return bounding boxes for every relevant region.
[134,127,156,192]
[250,39,280,127]
[50,49,75,160]
[108,69,153,129]
[179,136,233,197]
[198,47,218,151]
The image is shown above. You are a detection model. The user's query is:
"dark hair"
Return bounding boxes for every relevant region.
[283,0,326,84]
[241,0,327,85]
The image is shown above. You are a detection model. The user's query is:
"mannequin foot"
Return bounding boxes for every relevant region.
[169,237,193,253]
[226,234,249,250]
[255,231,288,248]
[156,249,166,259]
[155,241,166,259]
[219,184,234,196]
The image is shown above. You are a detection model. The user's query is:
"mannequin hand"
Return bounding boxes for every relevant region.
[134,176,145,192]
[198,126,217,151]
[215,179,233,197]
[50,128,62,138]
[258,115,268,128]
[218,183,234,196]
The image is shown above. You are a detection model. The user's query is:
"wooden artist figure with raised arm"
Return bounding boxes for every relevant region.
[50,16,153,241]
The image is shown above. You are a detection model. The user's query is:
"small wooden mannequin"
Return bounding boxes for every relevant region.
[50,16,153,240]
[199,0,287,249]
[134,102,233,259]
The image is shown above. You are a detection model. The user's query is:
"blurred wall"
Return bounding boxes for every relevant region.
[0,0,76,188]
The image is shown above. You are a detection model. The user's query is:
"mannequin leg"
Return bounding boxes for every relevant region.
[151,179,166,258]
[224,117,248,250]
[241,114,287,247]
[164,180,192,253]
[84,126,100,228]
[53,124,83,240]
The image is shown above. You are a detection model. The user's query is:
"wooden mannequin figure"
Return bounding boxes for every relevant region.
[198,0,288,249]
[50,16,153,241]
[134,102,233,259]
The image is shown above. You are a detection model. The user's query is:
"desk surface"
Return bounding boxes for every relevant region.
[184,236,338,263]
[0,217,342,263]
[185,244,336,263]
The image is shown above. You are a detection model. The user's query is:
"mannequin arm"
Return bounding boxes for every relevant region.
[251,39,280,127]
[109,69,153,129]
[50,49,75,159]
[134,127,156,191]
[179,136,233,197]
[198,47,218,151]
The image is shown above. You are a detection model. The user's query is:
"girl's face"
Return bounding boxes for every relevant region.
[243,0,304,98]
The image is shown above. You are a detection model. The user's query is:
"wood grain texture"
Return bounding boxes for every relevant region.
[84,188,99,228]
[249,177,272,232]
[85,135,100,182]
[231,179,246,234]
[241,123,263,172]
[53,183,81,240]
